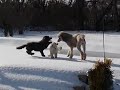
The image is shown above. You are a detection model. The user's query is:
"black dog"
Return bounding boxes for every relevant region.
[16,36,52,57]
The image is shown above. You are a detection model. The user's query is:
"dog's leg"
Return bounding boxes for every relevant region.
[67,50,70,57]
[50,52,54,58]
[69,47,73,59]
[83,53,86,60]
[82,43,86,60]
[26,50,34,55]
[81,38,86,60]
[77,43,84,60]
[40,50,45,57]
[55,53,57,58]
[26,47,34,55]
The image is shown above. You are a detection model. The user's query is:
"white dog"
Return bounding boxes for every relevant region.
[49,42,62,58]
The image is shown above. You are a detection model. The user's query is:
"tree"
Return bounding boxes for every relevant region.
[72,0,86,29]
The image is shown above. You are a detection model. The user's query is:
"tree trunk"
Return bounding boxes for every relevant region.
[113,0,119,31]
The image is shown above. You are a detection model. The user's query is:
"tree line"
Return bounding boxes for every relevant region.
[0,0,119,36]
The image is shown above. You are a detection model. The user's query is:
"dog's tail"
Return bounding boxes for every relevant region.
[16,44,27,49]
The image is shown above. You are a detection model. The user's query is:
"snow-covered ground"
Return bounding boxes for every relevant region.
[0,31,120,90]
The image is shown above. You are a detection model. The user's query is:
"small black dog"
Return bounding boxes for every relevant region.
[16,36,52,57]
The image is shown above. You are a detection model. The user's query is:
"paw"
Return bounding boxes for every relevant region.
[42,55,45,57]
[51,57,54,59]
[31,53,34,55]
[67,53,70,57]
[69,56,73,59]
[67,51,70,57]
[69,54,73,59]
[81,53,86,60]
[55,56,57,58]
[27,52,34,55]
[83,53,86,60]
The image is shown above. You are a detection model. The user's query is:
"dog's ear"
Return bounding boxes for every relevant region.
[43,36,52,40]
[49,37,52,39]
[57,37,62,42]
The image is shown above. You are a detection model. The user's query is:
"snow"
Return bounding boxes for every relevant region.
[0,31,120,90]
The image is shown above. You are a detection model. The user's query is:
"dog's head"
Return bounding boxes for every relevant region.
[43,36,52,43]
[57,31,73,42]
[51,42,58,47]
[57,36,62,42]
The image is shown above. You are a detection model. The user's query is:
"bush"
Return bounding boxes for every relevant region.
[88,59,113,90]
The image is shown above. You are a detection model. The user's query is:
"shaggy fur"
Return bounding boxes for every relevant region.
[49,42,62,58]
[49,42,58,58]
[57,31,86,60]
[16,36,52,57]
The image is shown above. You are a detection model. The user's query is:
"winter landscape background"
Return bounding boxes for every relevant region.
[0,30,120,90]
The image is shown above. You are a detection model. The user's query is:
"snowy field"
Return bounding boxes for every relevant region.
[0,31,120,90]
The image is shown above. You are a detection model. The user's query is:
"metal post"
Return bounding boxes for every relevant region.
[103,18,106,62]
